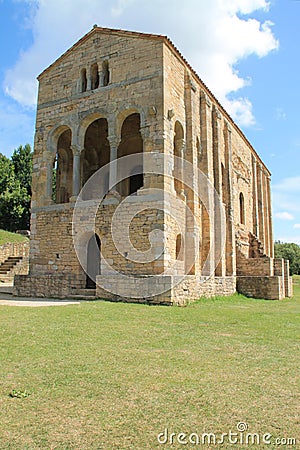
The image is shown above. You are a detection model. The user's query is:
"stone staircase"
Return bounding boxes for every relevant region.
[0,256,24,282]
[70,288,97,300]
[248,232,266,258]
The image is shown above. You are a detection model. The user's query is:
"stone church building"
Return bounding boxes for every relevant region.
[14,27,292,304]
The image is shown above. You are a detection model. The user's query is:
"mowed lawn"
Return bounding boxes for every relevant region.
[0,279,299,449]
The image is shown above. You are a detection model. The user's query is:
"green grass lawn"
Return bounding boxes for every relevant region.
[0,279,299,449]
[0,229,28,245]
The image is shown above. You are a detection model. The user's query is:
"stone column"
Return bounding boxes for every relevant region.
[267,176,274,257]
[184,72,198,274]
[256,163,265,250]
[86,66,92,91]
[224,122,235,276]
[71,144,82,198]
[251,155,259,237]
[140,126,153,191]
[212,106,225,277]
[108,135,120,191]
[199,90,214,277]
[44,150,54,205]
[262,170,270,256]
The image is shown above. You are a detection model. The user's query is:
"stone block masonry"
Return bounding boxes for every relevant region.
[14,27,293,304]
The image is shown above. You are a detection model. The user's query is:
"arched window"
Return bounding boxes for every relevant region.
[81,118,110,197]
[173,121,184,195]
[53,128,73,204]
[80,68,87,92]
[117,113,143,196]
[91,63,99,90]
[239,192,245,225]
[102,60,110,86]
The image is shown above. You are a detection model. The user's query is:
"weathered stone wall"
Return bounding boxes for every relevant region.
[30,195,168,280]
[15,27,291,303]
[32,30,165,209]
[0,241,29,264]
[14,274,83,298]
[95,274,236,306]
[237,256,274,276]
[237,276,284,300]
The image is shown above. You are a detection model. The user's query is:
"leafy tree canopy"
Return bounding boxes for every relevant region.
[274,241,300,275]
[0,145,33,232]
[11,144,33,195]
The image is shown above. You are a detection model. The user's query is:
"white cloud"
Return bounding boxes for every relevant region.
[293,224,300,229]
[3,0,278,127]
[273,176,300,193]
[275,107,287,120]
[224,97,256,127]
[276,236,300,245]
[274,212,294,221]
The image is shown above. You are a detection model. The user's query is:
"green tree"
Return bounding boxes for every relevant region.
[274,242,300,275]
[0,145,33,232]
[11,144,33,195]
[0,153,14,193]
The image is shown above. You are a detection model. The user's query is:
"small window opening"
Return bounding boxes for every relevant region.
[102,60,110,86]
[176,234,184,260]
[129,173,143,195]
[239,192,245,225]
[81,68,87,92]
[91,63,99,90]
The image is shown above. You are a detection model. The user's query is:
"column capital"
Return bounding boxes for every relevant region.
[71,144,82,156]
[107,134,120,148]
[224,120,232,133]
[200,90,211,108]
[213,105,222,120]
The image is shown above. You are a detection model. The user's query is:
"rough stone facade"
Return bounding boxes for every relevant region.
[14,27,292,304]
[0,241,29,283]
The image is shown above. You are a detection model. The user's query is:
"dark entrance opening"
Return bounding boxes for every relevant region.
[129,171,143,195]
[86,234,101,289]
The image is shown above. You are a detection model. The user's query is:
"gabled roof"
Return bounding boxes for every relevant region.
[38,26,270,175]
[37,26,169,80]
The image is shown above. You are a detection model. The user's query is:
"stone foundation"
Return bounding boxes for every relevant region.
[95,275,236,306]
[13,274,83,298]
[237,276,285,300]
[236,255,292,300]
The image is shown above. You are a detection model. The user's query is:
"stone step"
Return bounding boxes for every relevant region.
[0,275,14,283]
[71,295,98,300]
[0,256,23,274]
[71,289,97,299]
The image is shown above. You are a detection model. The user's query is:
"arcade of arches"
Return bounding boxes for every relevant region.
[52,113,144,203]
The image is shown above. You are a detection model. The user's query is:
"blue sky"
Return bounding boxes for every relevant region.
[0,0,299,244]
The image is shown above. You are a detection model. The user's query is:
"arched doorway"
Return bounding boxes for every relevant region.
[86,234,101,289]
